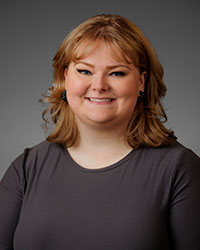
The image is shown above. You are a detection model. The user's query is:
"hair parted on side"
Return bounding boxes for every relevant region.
[41,13,176,149]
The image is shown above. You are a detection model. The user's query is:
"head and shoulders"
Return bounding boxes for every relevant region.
[13,14,199,170]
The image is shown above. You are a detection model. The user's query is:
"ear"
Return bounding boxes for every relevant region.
[138,71,147,92]
[64,68,68,89]
[64,68,68,78]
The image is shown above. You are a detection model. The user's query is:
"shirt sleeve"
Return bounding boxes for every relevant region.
[168,148,200,250]
[0,150,28,250]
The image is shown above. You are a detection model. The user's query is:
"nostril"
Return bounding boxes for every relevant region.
[92,83,110,92]
[93,88,108,92]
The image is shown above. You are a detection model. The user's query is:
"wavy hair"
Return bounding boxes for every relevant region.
[41,14,176,148]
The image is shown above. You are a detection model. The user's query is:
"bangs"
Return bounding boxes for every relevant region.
[70,36,134,65]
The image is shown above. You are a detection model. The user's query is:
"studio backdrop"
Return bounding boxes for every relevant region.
[0,0,199,178]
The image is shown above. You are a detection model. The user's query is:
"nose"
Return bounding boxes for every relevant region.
[91,74,110,92]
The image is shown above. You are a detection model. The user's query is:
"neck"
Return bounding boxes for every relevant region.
[67,120,133,169]
[75,118,129,148]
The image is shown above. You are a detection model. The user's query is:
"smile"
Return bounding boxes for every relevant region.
[85,97,116,104]
[89,98,113,102]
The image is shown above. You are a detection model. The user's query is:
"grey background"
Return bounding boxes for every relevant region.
[0,0,199,178]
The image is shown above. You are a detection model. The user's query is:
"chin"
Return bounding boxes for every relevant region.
[90,113,115,121]
[89,118,114,125]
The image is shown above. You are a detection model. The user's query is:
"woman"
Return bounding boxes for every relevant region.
[0,14,200,250]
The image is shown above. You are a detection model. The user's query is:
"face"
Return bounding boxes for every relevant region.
[64,41,146,130]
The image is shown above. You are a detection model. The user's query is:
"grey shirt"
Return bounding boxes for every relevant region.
[0,140,200,250]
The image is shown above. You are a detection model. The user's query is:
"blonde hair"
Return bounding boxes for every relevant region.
[41,14,176,148]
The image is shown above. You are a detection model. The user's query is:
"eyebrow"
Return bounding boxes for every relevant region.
[74,61,131,70]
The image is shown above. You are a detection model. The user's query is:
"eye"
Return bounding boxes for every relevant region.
[77,69,92,75]
[110,71,126,77]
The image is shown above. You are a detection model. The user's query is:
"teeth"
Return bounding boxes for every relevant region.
[89,98,113,102]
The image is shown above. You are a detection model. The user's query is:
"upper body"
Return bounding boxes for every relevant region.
[0,140,200,250]
[1,14,200,249]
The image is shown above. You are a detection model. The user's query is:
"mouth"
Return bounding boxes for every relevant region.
[85,97,116,103]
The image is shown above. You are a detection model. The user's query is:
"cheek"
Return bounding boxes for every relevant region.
[66,76,88,97]
[116,80,140,98]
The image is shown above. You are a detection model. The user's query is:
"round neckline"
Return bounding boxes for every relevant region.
[62,146,139,173]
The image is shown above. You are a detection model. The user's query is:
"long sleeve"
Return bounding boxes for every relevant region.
[0,150,28,250]
[168,148,200,249]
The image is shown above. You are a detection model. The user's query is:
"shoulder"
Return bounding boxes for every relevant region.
[0,141,61,196]
[2,141,64,187]
[135,141,200,181]
[12,140,61,166]
[135,142,200,205]
[10,140,64,177]
[140,141,199,164]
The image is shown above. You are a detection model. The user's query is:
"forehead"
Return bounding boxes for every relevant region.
[71,39,131,64]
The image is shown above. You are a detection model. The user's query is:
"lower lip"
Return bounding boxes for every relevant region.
[86,98,116,105]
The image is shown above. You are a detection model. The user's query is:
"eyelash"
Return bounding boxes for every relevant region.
[110,71,126,76]
[77,69,126,77]
[77,69,91,75]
